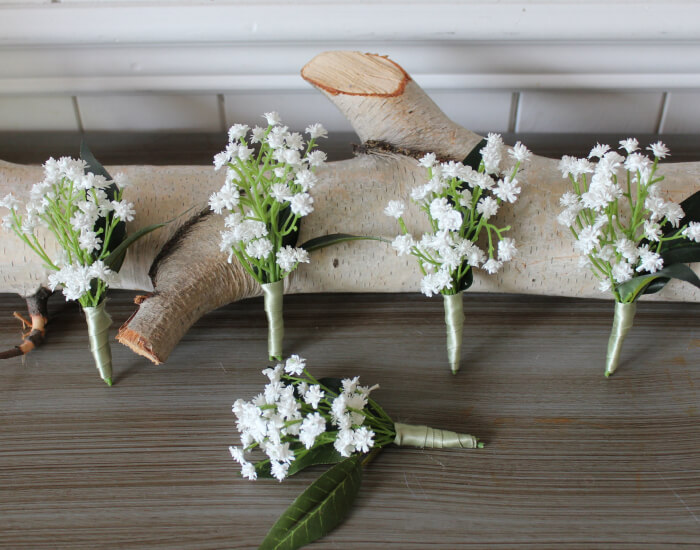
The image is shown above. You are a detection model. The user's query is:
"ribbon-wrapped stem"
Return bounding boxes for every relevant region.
[604,301,637,377]
[393,422,482,449]
[443,292,464,374]
[83,300,113,386]
[262,280,284,361]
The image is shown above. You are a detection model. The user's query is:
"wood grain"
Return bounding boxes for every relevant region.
[1,291,698,549]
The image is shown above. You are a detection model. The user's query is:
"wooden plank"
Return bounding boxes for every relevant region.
[0,291,698,548]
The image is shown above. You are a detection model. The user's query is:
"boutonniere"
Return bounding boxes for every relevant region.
[557,139,700,376]
[211,112,376,361]
[0,145,165,384]
[229,355,482,549]
[385,134,531,373]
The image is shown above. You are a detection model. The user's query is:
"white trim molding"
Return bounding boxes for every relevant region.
[1,1,699,133]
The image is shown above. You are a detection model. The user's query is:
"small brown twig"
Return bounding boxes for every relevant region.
[0,288,51,360]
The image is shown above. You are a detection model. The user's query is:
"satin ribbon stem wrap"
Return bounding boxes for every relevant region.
[83,301,113,386]
[394,422,480,449]
[262,280,284,361]
[605,301,637,377]
[443,292,464,374]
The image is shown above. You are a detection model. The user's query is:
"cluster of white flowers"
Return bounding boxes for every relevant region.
[385,134,531,297]
[0,157,132,306]
[47,260,115,301]
[229,356,386,482]
[558,139,698,297]
[211,113,326,283]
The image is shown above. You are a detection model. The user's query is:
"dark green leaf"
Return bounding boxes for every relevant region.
[81,141,127,265]
[317,377,343,396]
[80,140,113,182]
[258,455,363,550]
[679,189,700,225]
[462,138,487,171]
[660,189,700,237]
[278,205,299,249]
[659,241,700,266]
[455,263,474,292]
[300,234,388,252]
[256,444,344,479]
[103,222,167,272]
[617,263,700,302]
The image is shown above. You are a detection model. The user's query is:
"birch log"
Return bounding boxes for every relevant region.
[0,51,697,364]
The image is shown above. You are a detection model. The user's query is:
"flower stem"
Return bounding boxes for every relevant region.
[604,301,637,377]
[393,422,481,449]
[443,291,464,374]
[261,279,284,361]
[83,300,113,386]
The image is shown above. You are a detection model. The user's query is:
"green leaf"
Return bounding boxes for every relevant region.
[462,138,487,171]
[679,189,700,225]
[616,263,700,302]
[278,204,300,249]
[258,455,363,550]
[300,234,388,252]
[455,263,474,292]
[81,141,128,264]
[256,444,344,479]
[80,140,113,182]
[103,221,167,272]
[659,241,700,266]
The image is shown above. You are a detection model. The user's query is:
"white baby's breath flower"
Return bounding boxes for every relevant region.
[294,170,317,191]
[228,124,249,142]
[643,220,662,242]
[245,238,273,260]
[599,278,613,292]
[306,150,327,167]
[264,111,281,126]
[618,138,639,154]
[289,192,314,216]
[611,260,633,284]
[384,200,405,219]
[493,176,521,203]
[476,197,499,219]
[78,230,102,254]
[284,355,306,376]
[482,258,503,274]
[0,193,19,211]
[636,245,664,273]
[663,202,684,228]
[304,385,324,409]
[305,123,327,139]
[270,183,293,203]
[497,238,517,262]
[588,143,610,159]
[420,269,452,297]
[111,200,136,222]
[418,152,437,168]
[682,221,700,242]
[249,126,266,144]
[276,245,301,272]
[575,225,601,255]
[647,141,670,159]
[508,141,532,163]
[391,234,415,256]
[352,426,375,453]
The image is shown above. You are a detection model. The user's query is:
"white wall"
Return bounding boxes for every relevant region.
[0,1,699,135]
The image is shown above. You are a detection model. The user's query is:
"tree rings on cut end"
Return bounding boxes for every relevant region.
[301,51,410,97]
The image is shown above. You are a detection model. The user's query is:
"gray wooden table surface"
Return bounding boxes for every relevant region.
[1,290,698,549]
